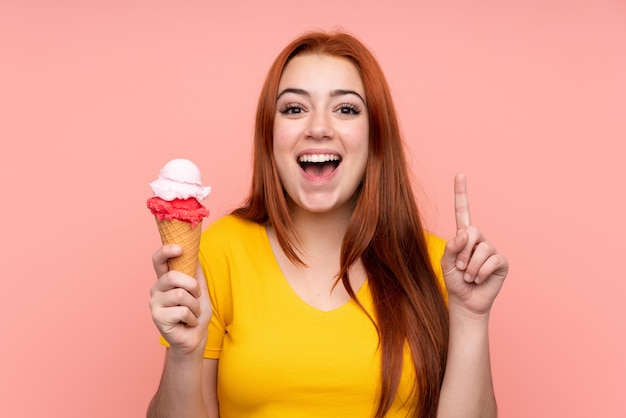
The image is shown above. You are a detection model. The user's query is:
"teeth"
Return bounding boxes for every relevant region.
[298,154,340,163]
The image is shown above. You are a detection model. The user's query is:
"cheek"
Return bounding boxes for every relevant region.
[272,122,297,153]
[356,148,369,178]
[272,132,288,159]
[345,125,369,157]
[354,129,370,176]
[272,131,294,180]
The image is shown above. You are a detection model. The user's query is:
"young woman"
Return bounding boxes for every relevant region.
[148,31,508,418]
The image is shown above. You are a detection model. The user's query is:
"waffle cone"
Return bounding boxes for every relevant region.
[155,218,202,277]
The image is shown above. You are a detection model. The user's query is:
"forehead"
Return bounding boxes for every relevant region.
[278,54,364,93]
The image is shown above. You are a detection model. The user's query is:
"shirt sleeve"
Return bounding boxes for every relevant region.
[199,218,235,359]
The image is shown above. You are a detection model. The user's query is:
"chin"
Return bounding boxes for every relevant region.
[295,195,356,216]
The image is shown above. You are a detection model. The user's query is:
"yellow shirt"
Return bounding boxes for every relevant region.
[198,215,447,417]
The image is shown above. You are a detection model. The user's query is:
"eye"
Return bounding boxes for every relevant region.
[279,103,306,115]
[337,103,361,115]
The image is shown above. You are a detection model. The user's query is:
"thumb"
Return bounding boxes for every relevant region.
[441,231,467,272]
[195,263,208,293]
[195,263,213,321]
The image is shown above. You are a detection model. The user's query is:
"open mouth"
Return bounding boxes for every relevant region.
[298,154,341,178]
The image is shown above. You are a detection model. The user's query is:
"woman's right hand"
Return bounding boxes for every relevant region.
[149,244,212,355]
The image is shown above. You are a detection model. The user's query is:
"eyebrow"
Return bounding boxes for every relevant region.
[276,88,366,105]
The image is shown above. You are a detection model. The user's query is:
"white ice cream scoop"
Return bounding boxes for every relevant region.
[149,158,212,201]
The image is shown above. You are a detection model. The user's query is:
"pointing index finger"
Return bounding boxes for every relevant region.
[454,173,471,230]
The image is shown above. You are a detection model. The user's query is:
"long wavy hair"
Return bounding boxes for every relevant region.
[233,31,449,417]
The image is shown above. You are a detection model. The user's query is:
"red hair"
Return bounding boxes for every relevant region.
[233,31,449,417]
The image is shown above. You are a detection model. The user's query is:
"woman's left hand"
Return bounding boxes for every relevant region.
[441,173,509,318]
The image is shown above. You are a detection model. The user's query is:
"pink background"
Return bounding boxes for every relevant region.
[1,0,624,416]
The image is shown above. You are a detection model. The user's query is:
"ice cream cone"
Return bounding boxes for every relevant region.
[155,217,202,277]
[148,159,210,276]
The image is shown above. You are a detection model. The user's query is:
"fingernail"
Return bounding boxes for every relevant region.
[456,260,465,270]
[464,273,472,282]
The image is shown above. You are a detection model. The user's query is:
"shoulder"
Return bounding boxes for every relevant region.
[199,215,267,266]
[424,231,448,301]
[201,215,262,247]
[424,231,446,262]
[203,214,261,237]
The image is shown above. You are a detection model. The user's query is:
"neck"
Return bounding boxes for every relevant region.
[288,204,352,263]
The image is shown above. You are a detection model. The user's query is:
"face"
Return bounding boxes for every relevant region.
[273,54,369,217]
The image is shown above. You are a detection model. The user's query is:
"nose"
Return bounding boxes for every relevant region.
[305,110,334,140]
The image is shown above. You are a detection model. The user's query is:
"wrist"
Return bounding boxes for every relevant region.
[447,300,491,326]
[168,341,207,364]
